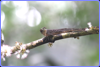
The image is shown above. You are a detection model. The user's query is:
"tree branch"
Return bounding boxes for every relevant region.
[1,22,99,60]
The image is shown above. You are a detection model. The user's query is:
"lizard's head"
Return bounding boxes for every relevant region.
[40,27,47,36]
[40,27,46,33]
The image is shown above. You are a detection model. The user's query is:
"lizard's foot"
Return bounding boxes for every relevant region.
[48,42,53,47]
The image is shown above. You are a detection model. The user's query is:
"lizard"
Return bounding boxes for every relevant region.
[40,27,87,47]
[40,27,86,37]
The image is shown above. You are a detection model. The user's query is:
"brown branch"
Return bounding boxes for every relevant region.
[1,24,99,60]
[11,26,99,54]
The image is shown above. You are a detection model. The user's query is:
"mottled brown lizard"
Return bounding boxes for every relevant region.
[40,26,99,47]
[40,27,86,37]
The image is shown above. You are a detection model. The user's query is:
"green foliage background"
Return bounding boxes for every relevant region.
[1,1,99,66]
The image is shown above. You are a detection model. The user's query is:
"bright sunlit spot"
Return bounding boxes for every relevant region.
[13,1,28,22]
[12,1,41,27]
[27,8,41,27]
